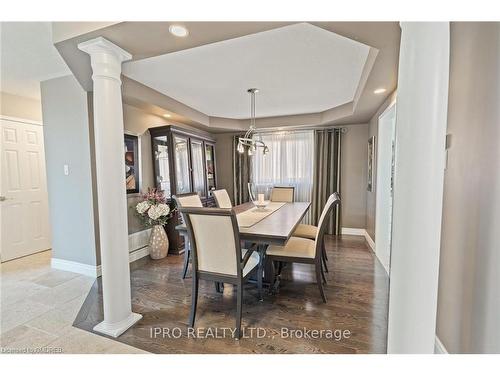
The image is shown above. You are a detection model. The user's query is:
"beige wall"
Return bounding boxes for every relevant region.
[0,91,43,122]
[365,91,397,240]
[340,124,369,228]
[123,104,168,234]
[41,75,98,266]
[215,124,369,228]
[436,22,500,354]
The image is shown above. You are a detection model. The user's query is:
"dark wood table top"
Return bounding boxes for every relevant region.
[176,201,311,246]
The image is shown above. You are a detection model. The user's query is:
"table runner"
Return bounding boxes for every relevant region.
[236,202,286,228]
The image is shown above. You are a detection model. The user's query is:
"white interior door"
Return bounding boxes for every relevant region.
[375,103,396,274]
[1,117,51,262]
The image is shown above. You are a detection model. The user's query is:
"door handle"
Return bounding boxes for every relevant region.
[0,196,11,202]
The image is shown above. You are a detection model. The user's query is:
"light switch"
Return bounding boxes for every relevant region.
[64,164,69,175]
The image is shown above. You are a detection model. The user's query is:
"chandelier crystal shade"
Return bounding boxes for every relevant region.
[237,88,269,156]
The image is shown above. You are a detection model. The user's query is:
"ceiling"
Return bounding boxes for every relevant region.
[0,22,71,99]
[123,23,374,119]
[9,21,400,130]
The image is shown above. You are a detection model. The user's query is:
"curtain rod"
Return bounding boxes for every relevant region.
[254,126,348,134]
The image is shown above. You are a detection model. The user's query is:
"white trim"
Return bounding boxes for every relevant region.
[364,231,376,252]
[379,97,397,119]
[51,258,100,278]
[435,336,448,354]
[341,227,376,251]
[52,230,152,277]
[341,227,366,236]
[0,115,43,126]
[341,228,390,276]
[128,246,150,263]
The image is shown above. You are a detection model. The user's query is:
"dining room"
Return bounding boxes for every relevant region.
[0,18,413,355]
[2,1,500,365]
[45,21,404,353]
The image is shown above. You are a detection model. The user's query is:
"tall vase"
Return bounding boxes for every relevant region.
[149,225,169,259]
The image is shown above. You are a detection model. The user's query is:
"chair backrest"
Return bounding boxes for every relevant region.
[180,207,242,277]
[172,192,203,208]
[212,189,232,208]
[314,192,341,258]
[172,193,203,224]
[270,186,295,203]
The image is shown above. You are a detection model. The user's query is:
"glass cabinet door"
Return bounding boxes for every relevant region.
[152,135,171,198]
[190,139,206,197]
[174,135,191,194]
[205,143,216,193]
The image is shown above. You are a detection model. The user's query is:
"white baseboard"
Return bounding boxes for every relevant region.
[52,230,152,278]
[129,246,150,263]
[364,231,376,252]
[341,227,366,236]
[341,227,376,252]
[51,258,100,278]
[435,336,448,354]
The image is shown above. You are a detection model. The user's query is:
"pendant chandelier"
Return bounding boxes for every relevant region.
[237,88,269,156]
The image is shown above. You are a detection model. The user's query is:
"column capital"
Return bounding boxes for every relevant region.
[78,37,132,62]
[78,37,132,83]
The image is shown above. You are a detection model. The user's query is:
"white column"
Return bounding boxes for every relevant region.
[78,37,142,337]
[387,23,450,353]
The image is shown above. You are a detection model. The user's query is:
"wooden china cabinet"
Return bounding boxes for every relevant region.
[149,125,217,254]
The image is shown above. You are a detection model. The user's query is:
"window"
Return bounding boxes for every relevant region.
[252,130,314,222]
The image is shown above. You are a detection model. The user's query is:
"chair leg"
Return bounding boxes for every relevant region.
[322,241,328,261]
[257,246,264,301]
[235,284,243,340]
[321,261,327,285]
[315,262,327,303]
[269,260,277,294]
[189,273,199,327]
[322,249,329,273]
[182,247,190,279]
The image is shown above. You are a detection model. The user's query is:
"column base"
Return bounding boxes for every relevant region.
[93,312,142,338]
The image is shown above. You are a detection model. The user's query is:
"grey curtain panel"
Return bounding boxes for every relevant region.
[232,135,252,205]
[311,129,342,235]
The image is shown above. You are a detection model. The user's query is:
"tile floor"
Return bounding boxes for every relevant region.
[0,250,148,354]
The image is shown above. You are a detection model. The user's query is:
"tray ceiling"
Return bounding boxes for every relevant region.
[123,23,375,119]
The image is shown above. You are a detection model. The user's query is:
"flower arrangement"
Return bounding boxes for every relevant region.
[135,188,173,227]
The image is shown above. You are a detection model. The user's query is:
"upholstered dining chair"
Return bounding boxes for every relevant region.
[212,189,232,208]
[266,192,340,303]
[173,193,203,279]
[179,207,261,339]
[294,224,330,275]
[270,186,295,203]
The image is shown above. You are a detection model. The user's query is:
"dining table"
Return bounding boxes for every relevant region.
[175,201,311,298]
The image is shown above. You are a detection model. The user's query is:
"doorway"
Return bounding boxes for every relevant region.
[1,116,51,262]
[375,102,396,274]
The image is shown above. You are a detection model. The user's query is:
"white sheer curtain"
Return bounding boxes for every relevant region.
[253,130,314,222]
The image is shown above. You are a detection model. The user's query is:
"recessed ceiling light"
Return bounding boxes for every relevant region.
[374,88,387,94]
[163,113,172,118]
[169,25,189,37]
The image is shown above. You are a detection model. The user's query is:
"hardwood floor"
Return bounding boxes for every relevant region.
[73,235,389,353]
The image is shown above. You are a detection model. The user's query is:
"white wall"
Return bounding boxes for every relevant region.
[387,22,450,353]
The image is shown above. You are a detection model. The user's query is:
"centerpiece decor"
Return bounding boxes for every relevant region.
[248,183,271,211]
[135,188,173,259]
